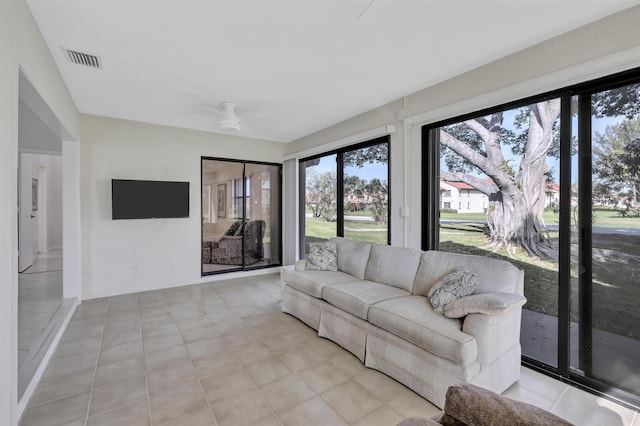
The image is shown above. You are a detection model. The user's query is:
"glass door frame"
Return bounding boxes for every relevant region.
[421,67,640,409]
[298,136,391,257]
[201,156,282,276]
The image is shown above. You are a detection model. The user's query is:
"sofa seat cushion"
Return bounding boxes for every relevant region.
[368,296,477,366]
[323,281,411,320]
[282,269,356,298]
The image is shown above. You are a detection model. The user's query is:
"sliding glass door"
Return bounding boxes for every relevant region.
[422,69,640,407]
[570,82,640,398]
[201,157,281,275]
[299,136,390,255]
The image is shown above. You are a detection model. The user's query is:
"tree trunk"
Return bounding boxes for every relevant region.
[440,100,560,259]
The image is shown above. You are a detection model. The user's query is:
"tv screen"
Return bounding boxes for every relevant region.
[112,179,190,220]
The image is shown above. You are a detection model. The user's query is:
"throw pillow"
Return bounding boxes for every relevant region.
[306,242,338,271]
[225,220,242,236]
[427,266,478,314]
[443,292,527,318]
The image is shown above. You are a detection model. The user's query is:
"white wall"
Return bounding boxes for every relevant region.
[1,0,79,423]
[80,114,285,299]
[286,5,640,251]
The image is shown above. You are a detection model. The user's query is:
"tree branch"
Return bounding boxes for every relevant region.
[440,171,497,196]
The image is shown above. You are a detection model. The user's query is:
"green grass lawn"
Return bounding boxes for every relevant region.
[441,208,640,228]
[440,222,640,340]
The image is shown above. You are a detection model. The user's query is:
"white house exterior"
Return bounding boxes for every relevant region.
[440,180,488,213]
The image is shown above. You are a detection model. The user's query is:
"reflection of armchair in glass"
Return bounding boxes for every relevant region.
[209,219,265,265]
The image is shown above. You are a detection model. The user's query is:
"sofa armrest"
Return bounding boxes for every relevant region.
[462,307,523,367]
[443,293,526,318]
[294,259,307,271]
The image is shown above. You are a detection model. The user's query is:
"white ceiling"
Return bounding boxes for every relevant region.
[26,0,640,143]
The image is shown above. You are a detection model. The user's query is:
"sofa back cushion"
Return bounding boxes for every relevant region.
[413,251,521,297]
[330,237,372,279]
[364,245,422,292]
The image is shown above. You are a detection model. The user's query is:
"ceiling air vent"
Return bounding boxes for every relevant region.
[63,48,102,69]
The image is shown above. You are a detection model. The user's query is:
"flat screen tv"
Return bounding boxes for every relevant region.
[112,179,189,220]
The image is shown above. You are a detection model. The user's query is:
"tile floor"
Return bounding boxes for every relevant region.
[20,273,640,426]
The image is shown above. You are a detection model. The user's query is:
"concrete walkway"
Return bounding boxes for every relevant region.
[521,309,640,396]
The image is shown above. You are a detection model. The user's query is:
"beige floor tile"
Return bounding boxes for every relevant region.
[518,367,568,402]
[299,360,349,394]
[30,368,94,406]
[101,327,142,349]
[156,405,216,426]
[105,309,139,323]
[138,304,171,319]
[170,302,207,320]
[306,337,344,358]
[142,333,184,353]
[353,368,407,402]
[241,312,280,328]
[141,322,180,339]
[351,404,405,426]
[200,365,255,402]
[94,355,146,387]
[98,340,144,365]
[280,343,329,371]
[220,328,257,348]
[40,356,96,383]
[279,396,347,426]
[244,355,292,386]
[321,379,382,423]
[144,344,190,370]
[552,386,637,426]
[259,373,317,414]
[210,389,274,426]
[101,317,141,335]
[179,325,219,343]
[147,358,198,396]
[86,398,150,426]
[329,351,368,377]
[231,340,276,365]
[140,312,174,327]
[89,373,147,416]
[192,350,239,380]
[186,337,228,361]
[501,382,555,411]
[25,274,640,426]
[175,315,211,331]
[21,391,91,426]
[149,381,208,425]
[388,388,441,419]
[262,330,311,353]
[52,335,102,359]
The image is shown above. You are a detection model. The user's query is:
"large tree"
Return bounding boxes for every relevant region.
[306,170,337,222]
[593,118,640,210]
[440,100,561,258]
[440,83,640,258]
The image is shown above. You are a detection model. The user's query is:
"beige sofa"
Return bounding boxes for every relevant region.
[281,237,526,408]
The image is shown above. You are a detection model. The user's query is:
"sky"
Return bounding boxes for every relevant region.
[305,104,631,187]
[307,154,388,182]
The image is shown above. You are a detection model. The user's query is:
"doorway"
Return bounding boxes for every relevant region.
[201,157,282,275]
[16,71,78,408]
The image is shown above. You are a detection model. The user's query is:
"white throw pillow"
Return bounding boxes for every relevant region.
[427,266,478,314]
[306,242,338,271]
[443,293,527,318]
